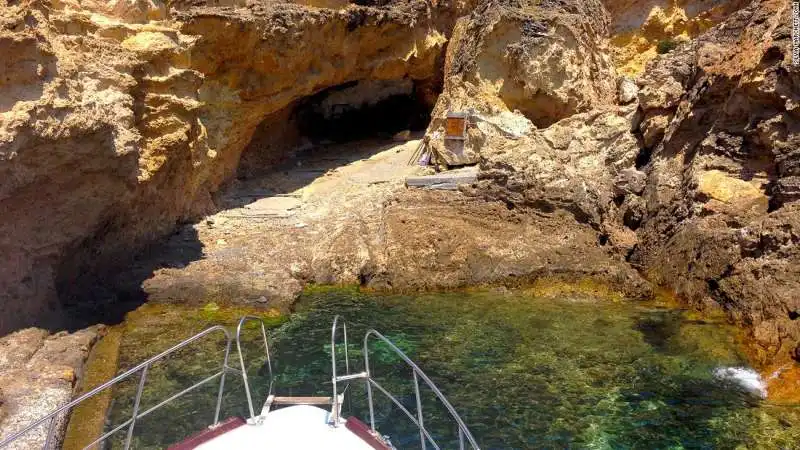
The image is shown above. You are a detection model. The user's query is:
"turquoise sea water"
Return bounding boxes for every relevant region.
[100,289,800,449]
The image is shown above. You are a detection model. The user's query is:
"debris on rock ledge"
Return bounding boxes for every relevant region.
[405,166,478,190]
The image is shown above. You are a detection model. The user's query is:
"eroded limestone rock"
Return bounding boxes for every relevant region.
[633,0,800,364]
[473,105,642,252]
[0,326,102,449]
[423,0,618,165]
[0,0,446,334]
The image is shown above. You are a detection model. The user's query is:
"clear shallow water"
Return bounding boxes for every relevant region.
[96,288,800,449]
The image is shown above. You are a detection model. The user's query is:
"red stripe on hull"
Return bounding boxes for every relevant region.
[168,417,246,450]
[345,417,393,450]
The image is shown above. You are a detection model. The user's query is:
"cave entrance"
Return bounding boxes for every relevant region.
[237,78,437,179]
[296,79,432,142]
[53,78,440,331]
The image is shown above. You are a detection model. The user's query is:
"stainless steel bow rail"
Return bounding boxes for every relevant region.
[236,316,274,420]
[0,316,274,450]
[1,315,480,449]
[331,316,481,450]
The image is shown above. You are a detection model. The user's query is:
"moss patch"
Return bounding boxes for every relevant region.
[523,277,628,302]
[62,327,122,450]
[656,38,679,54]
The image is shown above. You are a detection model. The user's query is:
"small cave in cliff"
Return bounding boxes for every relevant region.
[237,78,437,179]
[297,79,432,142]
[49,78,440,330]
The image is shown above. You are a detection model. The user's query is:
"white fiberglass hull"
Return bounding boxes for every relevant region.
[195,405,381,450]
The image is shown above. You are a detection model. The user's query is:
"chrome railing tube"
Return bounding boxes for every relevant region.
[43,415,57,450]
[235,316,274,420]
[213,336,234,425]
[0,325,232,449]
[367,379,440,450]
[413,371,427,450]
[123,364,149,450]
[363,329,480,450]
[362,332,376,432]
[330,315,350,425]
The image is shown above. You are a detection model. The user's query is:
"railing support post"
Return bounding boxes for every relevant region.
[213,338,233,426]
[330,316,350,426]
[123,364,149,450]
[363,333,376,432]
[413,371,427,450]
[42,414,57,450]
[236,316,274,421]
[362,329,480,449]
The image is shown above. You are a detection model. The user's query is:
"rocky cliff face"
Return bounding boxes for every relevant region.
[0,0,446,334]
[1,0,799,440]
[436,0,800,365]
[632,0,800,364]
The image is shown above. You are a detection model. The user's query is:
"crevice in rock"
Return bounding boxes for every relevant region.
[634,142,652,170]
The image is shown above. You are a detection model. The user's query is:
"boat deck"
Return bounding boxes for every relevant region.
[195,406,380,450]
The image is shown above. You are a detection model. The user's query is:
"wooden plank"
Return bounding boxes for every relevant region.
[405,170,477,189]
[271,396,333,405]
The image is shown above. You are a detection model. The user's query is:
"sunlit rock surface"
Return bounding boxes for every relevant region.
[632,0,800,365]
[0,326,102,449]
[0,0,799,444]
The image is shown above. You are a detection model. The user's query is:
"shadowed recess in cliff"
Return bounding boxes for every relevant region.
[49,76,440,331]
[55,226,205,331]
[236,78,435,179]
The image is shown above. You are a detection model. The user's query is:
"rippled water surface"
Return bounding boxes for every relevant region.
[91,288,800,449]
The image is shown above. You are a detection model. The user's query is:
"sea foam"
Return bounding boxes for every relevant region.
[713,366,767,399]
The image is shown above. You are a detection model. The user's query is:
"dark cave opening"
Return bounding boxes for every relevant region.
[237,78,436,179]
[296,83,431,143]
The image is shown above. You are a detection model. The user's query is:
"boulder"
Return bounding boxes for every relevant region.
[0,326,102,449]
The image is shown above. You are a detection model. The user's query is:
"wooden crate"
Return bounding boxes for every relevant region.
[444,112,467,140]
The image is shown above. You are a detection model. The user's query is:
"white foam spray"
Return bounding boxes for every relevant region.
[713,366,767,399]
